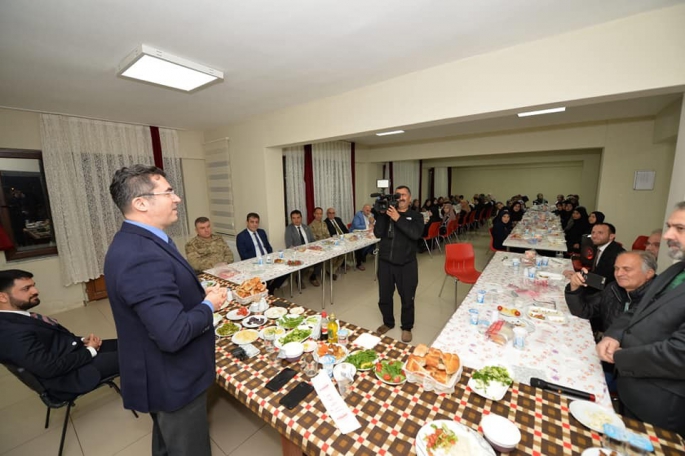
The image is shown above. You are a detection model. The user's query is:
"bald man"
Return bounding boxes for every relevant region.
[351,204,376,269]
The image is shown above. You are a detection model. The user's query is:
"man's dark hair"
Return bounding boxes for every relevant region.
[194,217,210,226]
[246,212,260,221]
[290,210,302,217]
[0,269,33,293]
[596,222,616,235]
[314,207,323,212]
[110,165,166,214]
[396,185,411,195]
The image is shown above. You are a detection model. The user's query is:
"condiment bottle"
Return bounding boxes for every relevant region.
[320,311,329,341]
[327,313,339,343]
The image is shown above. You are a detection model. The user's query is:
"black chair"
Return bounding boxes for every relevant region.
[3,363,138,456]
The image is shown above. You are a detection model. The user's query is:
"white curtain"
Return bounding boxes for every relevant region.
[40,114,187,286]
[393,160,420,200]
[313,141,354,224]
[283,146,306,221]
[204,138,236,235]
[434,167,449,198]
[159,129,189,239]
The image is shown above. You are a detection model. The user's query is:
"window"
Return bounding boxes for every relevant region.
[0,149,57,260]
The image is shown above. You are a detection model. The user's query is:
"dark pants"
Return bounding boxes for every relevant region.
[267,276,288,294]
[355,246,374,266]
[91,339,119,379]
[151,390,211,456]
[377,259,418,330]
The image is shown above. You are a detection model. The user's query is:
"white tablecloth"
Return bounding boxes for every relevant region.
[432,251,611,408]
[503,210,567,252]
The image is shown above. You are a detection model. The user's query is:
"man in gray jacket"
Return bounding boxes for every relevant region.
[285,210,321,287]
[598,202,685,436]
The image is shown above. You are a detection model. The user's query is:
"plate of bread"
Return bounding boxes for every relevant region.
[404,344,462,393]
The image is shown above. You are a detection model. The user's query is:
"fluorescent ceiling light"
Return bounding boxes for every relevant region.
[117,44,223,92]
[376,130,405,136]
[517,107,566,117]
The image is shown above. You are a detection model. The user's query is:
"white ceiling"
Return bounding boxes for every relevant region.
[0,0,681,132]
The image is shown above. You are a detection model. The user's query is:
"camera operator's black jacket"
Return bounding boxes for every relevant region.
[373,209,424,265]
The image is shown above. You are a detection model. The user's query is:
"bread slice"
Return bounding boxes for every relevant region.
[425,348,443,368]
[413,344,430,357]
[441,352,461,375]
[406,355,430,376]
[429,367,449,384]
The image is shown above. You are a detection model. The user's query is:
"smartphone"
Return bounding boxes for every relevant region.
[265,368,297,392]
[583,271,606,290]
[279,382,315,410]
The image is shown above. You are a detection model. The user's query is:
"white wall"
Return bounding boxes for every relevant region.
[204,5,685,250]
[0,108,207,313]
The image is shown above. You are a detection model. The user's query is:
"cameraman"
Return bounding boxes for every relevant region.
[373,185,424,342]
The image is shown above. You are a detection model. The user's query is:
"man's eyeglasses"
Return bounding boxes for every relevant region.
[645,242,660,247]
[139,189,176,198]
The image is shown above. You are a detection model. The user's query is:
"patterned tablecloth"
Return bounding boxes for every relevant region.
[433,251,612,407]
[205,231,379,283]
[504,210,567,252]
[205,273,685,456]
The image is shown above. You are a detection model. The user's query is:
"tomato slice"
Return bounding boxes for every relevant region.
[497,305,503,311]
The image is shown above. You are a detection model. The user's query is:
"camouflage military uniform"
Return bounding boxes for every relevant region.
[185,234,234,273]
[309,219,345,272]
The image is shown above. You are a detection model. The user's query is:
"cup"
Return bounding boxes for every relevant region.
[535,257,543,267]
[512,258,521,268]
[468,308,479,325]
[262,332,276,354]
[513,327,527,349]
[338,329,349,347]
[333,363,356,399]
[321,355,336,378]
[476,290,486,304]
[278,250,284,259]
[541,257,549,267]
[477,319,490,334]
[300,353,318,378]
[527,267,536,279]
[268,351,282,368]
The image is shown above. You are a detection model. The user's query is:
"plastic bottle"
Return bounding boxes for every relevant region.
[327,313,339,343]
[320,312,329,341]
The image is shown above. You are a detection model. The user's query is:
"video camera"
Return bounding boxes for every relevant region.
[370,192,400,212]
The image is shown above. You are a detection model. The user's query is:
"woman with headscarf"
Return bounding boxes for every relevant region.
[491,209,512,250]
[439,202,458,236]
[560,200,576,229]
[588,211,605,232]
[509,201,525,224]
[565,206,591,252]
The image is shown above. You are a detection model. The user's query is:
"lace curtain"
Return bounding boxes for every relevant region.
[40,114,187,286]
[393,160,420,200]
[204,138,236,234]
[284,146,306,221]
[434,167,449,199]
[313,141,354,224]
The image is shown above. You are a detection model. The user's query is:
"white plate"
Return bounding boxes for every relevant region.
[313,343,349,365]
[373,360,406,385]
[277,314,306,329]
[215,322,241,338]
[347,350,378,371]
[212,313,223,327]
[259,326,286,339]
[274,328,313,349]
[226,308,250,320]
[242,315,268,328]
[415,420,495,456]
[302,340,317,353]
[499,315,535,333]
[569,400,625,434]
[289,306,305,315]
[231,329,259,345]
[304,315,320,327]
[467,376,510,401]
[264,307,288,319]
[525,305,568,325]
[581,449,624,456]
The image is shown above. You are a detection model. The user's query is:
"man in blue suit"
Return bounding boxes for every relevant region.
[351,204,376,269]
[236,212,286,293]
[104,165,227,456]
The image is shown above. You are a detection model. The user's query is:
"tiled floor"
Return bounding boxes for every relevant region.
[0,230,493,455]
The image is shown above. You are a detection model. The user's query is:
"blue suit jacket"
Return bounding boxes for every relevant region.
[236,228,273,260]
[104,222,214,413]
[351,211,368,231]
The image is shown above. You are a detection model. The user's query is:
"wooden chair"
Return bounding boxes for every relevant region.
[3,363,137,456]
[438,243,482,307]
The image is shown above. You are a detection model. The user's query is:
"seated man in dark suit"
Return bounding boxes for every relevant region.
[0,269,118,401]
[325,207,362,270]
[590,222,625,286]
[236,212,286,293]
[284,209,321,287]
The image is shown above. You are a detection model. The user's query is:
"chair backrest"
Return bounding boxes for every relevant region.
[444,243,477,275]
[425,221,441,238]
[466,211,476,225]
[2,362,69,407]
[447,219,459,235]
[488,228,498,252]
[632,235,649,251]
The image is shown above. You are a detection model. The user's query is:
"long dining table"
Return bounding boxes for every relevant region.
[503,209,567,253]
[203,270,685,456]
[205,231,379,308]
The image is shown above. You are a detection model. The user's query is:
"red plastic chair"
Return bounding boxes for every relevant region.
[488,227,505,254]
[438,244,482,306]
[446,219,460,243]
[632,235,648,251]
[422,222,442,257]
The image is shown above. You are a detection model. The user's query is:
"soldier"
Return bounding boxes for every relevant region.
[185,217,234,273]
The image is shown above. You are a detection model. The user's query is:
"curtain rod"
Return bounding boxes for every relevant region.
[0,105,185,131]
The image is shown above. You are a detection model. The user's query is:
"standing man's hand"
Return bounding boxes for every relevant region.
[205,286,228,312]
[387,206,400,222]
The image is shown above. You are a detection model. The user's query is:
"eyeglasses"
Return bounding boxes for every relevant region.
[138,189,176,198]
[645,242,660,247]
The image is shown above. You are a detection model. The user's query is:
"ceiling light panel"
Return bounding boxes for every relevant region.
[517,107,566,117]
[376,130,405,136]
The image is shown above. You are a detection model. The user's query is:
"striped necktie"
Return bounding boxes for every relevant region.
[30,312,58,326]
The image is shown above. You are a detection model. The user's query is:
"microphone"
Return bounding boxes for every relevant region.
[530,377,596,402]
